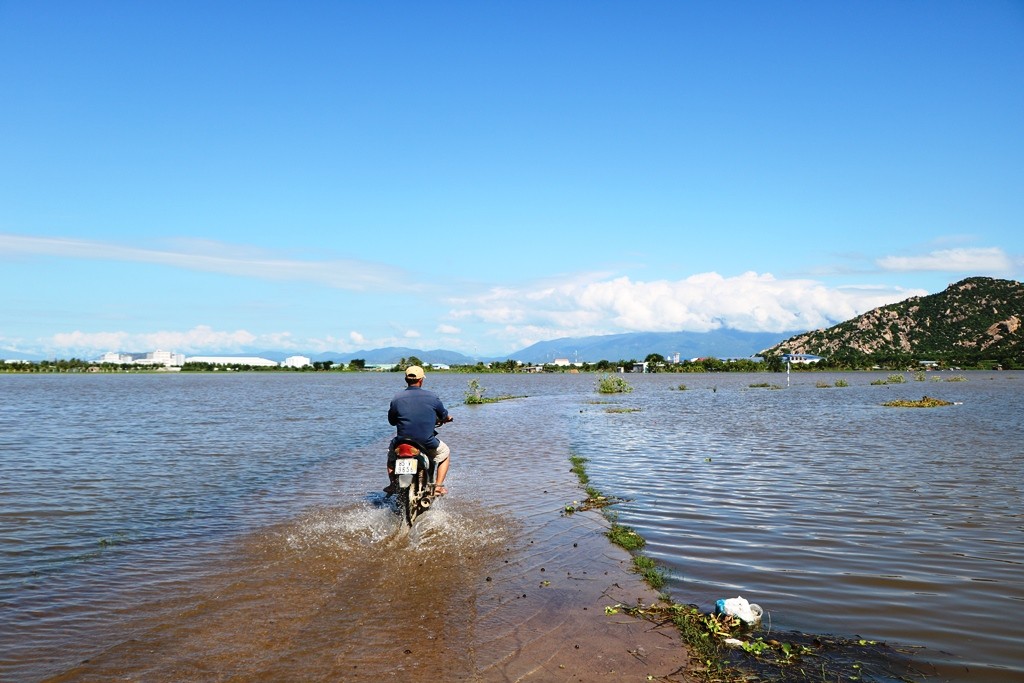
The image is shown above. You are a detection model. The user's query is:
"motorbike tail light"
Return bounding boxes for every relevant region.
[396,443,419,457]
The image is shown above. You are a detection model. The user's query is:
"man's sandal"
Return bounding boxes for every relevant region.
[433,484,448,496]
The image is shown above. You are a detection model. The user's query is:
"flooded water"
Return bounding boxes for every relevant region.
[1,371,1021,681]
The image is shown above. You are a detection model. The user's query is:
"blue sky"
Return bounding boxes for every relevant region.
[2,1,1021,359]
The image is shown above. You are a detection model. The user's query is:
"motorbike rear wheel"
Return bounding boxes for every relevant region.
[402,483,420,527]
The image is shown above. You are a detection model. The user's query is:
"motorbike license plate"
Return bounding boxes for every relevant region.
[394,459,418,475]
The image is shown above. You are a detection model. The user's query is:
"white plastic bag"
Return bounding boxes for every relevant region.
[715,596,763,625]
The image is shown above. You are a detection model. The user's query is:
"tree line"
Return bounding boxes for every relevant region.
[2,350,1018,374]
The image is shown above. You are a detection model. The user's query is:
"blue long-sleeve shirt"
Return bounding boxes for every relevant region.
[388,386,448,449]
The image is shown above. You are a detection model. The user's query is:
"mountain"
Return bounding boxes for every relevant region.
[312,347,478,366]
[301,330,798,366]
[760,277,1024,361]
[505,329,799,364]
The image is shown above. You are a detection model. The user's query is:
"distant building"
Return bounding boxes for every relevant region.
[782,353,822,364]
[282,355,312,368]
[135,350,185,367]
[98,352,134,364]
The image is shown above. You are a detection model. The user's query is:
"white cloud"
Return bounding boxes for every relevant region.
[48,325,259,355]
[349,331,366,345]
[449,271,925,342]
[0,233,412,291]
[404,330,421,339]
[877,247,1012,273]
[437,324,461,335]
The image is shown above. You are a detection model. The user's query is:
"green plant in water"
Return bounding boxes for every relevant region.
[464,379,486,404]
[883,395,953,408]
[464,379,525,404]
[569,454,589,485]
[886,373,906,384]
[597,374,633,394]
[607,521,645,551]
[834,378,849,387]
[632,555,666,590]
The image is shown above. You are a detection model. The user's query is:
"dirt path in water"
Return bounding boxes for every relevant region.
[43,398,697,682]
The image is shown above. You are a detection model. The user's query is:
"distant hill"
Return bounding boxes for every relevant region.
[505,329,797,364]
[312,347,478,366]
[304,330,798,366]
[761,277,1024,362]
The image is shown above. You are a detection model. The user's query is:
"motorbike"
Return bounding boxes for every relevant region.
[390,418,451,526]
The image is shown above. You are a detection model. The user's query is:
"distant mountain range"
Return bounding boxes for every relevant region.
[761,276,1024,362]
[304,329,798,366]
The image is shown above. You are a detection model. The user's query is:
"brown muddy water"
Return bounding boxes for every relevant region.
[1,371,1021,682]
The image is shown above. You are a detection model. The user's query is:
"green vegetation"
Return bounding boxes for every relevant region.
[607,520,645,550]
[605,406,640,413]
[883,396,954,408]
[463,379,525,405]
[596,374,633,394]
[871,373,908,385]
[632,556,666,589]
[748,382,783,390]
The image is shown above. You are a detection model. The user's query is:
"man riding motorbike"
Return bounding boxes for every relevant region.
[384,365,453,495]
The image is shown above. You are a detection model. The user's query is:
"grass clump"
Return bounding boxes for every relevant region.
[569,454,589,486]
[597,374,633,394]
[632,555,666,589]
[464,379,525,405]
[834,378,849,387]
[883,395,954,408]
[607,520,645,551]
[605,406,640,413]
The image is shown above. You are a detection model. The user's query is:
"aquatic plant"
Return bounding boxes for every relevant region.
[607,521,645,550]
[605,406,640,413]
[883,395,953,408]
[463,379,525,404]
[597,375,633,394]
[632,556,666,590]
[834,378,849,387]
